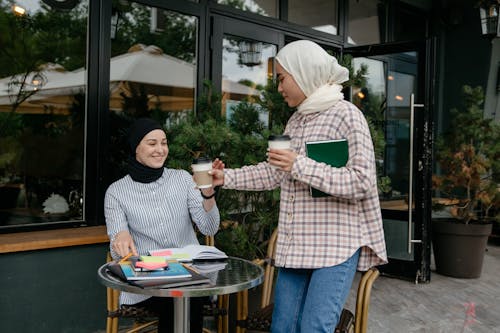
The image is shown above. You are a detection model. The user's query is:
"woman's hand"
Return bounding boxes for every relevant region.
[210,158,225,187]
[112,230,138,258]
[268,148,298,172]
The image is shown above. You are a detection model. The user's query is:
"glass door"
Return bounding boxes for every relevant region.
[210,16,283,119]
[344,41,435,283]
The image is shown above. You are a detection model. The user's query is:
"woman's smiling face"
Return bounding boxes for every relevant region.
[135,129,168,168]
[276,61,306,108]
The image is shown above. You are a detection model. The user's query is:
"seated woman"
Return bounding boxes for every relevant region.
[105,117,220,333]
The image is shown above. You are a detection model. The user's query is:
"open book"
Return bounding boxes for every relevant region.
[149,244,228,262]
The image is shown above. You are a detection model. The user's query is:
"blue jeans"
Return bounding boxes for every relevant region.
[271,249,360,333]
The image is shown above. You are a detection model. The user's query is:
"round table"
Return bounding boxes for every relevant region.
[98,257,264,333]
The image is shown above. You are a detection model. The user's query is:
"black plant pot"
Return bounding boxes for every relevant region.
[432,218,492,278]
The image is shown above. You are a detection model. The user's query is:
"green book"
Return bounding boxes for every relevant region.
[305,138,349,197]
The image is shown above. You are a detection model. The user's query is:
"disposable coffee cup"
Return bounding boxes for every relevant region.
[268,135,291,169]
[192,157,213,189]
[268,135,291,150]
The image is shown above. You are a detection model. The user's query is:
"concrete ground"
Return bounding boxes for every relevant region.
[344,241,500,333]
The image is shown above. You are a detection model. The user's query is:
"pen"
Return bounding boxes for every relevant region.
[119,252,133,263]
[182,263,200,274]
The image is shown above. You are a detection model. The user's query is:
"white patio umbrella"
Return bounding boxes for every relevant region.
[0,44,259,114]
[0,63,79,114]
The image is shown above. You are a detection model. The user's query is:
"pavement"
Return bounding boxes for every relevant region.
[344,241,500,333]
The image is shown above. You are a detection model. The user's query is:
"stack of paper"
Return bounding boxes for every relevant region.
[107,261,212,289]
[130,256,169,271]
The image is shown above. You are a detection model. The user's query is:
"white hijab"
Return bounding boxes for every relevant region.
[275,40,349,115]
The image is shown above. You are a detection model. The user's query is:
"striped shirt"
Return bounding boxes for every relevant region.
[104,168,220,305]
[224,100,387,271]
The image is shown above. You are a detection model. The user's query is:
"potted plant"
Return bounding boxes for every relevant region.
[432,85,500,278]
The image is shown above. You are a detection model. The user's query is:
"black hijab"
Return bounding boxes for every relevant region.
[127,118,164,183]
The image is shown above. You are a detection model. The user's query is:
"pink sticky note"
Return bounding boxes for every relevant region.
[152,250,172,256]
[135,261,168,269]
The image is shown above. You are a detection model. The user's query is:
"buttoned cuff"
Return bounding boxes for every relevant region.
[291,155,306,179]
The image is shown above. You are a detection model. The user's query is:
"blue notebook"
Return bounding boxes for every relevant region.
[119,262,191,281]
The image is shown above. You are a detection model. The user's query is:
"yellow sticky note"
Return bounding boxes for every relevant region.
[140,255,166,263]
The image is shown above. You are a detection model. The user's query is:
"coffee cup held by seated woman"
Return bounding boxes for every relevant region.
[192,157,213,188]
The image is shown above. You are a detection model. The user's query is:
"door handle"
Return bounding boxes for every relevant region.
[408,94,424,253]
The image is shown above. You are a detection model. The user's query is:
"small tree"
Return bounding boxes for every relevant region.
[433,85,500,223]
[166,81,281,259]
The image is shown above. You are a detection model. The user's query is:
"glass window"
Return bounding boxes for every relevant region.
[393,5,427,41]
[288,0,338,35]
[347,0,383,45]
[221,36,277,126]
[107,3,198,182]
[0,0,87,230]
[352,52,419,203]
[217,0,278,18]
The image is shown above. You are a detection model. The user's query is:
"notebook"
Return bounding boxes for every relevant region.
[119,262,191,281]
[107,262,211,289]
[305,138,348,197]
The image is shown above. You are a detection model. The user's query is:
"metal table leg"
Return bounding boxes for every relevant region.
[173,297,190,333]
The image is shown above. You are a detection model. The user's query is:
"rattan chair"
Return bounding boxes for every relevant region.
[235,228,278,333]
[106,235,229,333]
[106,252,159,333]
[234,228,380,333]
[335,267,380,333]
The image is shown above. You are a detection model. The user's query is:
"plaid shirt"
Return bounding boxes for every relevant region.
[224,100,387,271]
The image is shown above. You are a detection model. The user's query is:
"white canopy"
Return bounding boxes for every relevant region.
[0,44,258,114]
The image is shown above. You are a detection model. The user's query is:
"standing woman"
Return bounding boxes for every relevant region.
[211,40,387,333]
[105,118,220,333]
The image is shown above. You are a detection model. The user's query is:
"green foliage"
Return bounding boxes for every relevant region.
[0,3,86,77]
[0,2,87,135]
[433,85,500,223]
[340,54,369,88]
[167,66,389,258]
[228,100,265,135]
[111,2,196,63]
[259,78,294,131]
[196,80,223,123]
[166,81,284,259]
[340,55,391,195]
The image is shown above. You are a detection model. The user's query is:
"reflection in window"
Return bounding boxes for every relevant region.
[288,0,338,35]
[348,0,383,45]
[107,3,198,182]
[351,57,393,200]
[0,0,87,229]
[353,54,419,201]
[222,36,277,126]
[217,0,278,18]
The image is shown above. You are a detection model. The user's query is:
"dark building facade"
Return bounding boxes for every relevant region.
[0,0,497,331]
